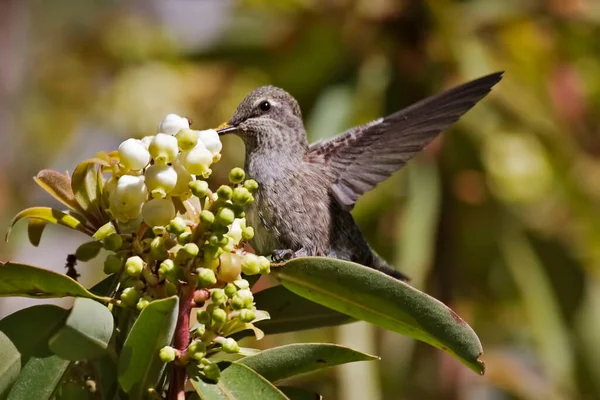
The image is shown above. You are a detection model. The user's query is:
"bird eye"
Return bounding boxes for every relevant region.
[259,101,271,112]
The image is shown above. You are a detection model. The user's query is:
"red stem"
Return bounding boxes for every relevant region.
[168,284,194,400]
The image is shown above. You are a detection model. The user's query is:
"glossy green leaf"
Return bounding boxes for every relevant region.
[274,257,485,374]
[251,285,353,336]
[48,298,114,360]
[0,262,108,301]
[221,310,269,340]
[33,169,82,213]
[239,343,378,383]
[0,305,68,397]
[118,296,178,398]
[278,387,322,400]
[188,362,287,400]
[27,218,48,247]
[6,207,92,241]
[6,355,70,400]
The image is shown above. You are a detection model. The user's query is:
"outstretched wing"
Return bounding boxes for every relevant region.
[307,72,503,210]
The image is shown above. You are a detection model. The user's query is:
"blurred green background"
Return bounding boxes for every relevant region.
[2,0,600,399]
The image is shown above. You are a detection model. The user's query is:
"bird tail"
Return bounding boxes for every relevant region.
[370,252,410,282]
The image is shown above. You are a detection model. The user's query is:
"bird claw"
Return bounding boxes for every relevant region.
[271,249,294,263]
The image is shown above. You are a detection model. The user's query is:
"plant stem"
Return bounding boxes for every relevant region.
[168,283,194,400]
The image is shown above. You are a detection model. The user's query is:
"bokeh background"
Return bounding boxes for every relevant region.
[2,0,600,399]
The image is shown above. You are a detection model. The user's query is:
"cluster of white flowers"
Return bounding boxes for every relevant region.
[107,114,222,227]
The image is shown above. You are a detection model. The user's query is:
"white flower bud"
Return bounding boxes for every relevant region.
[149,133,179,165]
[158,113,189,135]
[197,129,222,156]
[179,142,212,175]
[228,218,246,245]
[118,139,151,170]
[140,135,154,149]
[145,164,178,198]
[109,175,147,221]
[170,160,195,198]
[142,198,176,227]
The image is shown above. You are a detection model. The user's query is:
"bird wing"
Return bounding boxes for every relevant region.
[307,72,503,211]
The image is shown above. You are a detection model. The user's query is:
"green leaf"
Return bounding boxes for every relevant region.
[6,355,70,400]
[71,160,104,226]
[48,298,114,360]
[6,207,92,241]
[221,310,269,340]
[118,296,178,398]
[33,170,82,213]
[278,387,322,400]
[0,305,68,397]
[274,257,485,374]
[0,262,108,301]
[239,343,377,383]
[27,219,48,247]
[251,285,353,336]
[188,362,288,400]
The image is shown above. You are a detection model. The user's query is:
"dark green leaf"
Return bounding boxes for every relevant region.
[6,207,92,241]
[118,296,178,398]
[278,387,322,400]
[0,305,68,397]
[0,262,108,301]
[188,362,287,400]
[48,298,114,360]
[274,257,485,374]
[27,219,48,247]
[239,343,377,383]
[6,355,70,400]
[251,285,353,336]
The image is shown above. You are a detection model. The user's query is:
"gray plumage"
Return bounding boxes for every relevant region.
[218,72,503,280]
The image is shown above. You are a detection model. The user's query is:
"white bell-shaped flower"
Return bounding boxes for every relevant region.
[170,159,195,198]
[228,218,246,245]
[109,174,147,221]
[140,135,155,149]
[118,139,151,170]
[142,198,176,227]
[158,113,189,136]
[149,133,179,165]
[179,141,212,175]
[197,129,222,156]
[145,164,178,198]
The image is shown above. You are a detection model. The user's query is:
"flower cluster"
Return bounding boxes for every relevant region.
[71,113,270,382]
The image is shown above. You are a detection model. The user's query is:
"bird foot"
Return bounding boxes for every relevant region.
[271,249,294,263]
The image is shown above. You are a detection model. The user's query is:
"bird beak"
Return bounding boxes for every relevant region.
[216,122,238,135]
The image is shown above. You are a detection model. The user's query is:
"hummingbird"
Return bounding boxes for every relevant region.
[217,72,503,280]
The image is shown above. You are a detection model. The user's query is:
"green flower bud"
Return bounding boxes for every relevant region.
[189,180,209,198]
[200,210,215,226]
[221,237,235,253]
[75,241,102,262]
[121,287,141,307]
[231,187,253,205]
[216,185,233,201]
[125,256,144,278]
[234,289,254,308]
[149,133,179,165]
[203,363,220,382]
[93,222,117,240]
[243,179,259,192]
[188,340,207,360]
[152,226,167,236]
[150,236,169,260]
[181,243,199,258]
[103,254,124,275]
[178,229,192,244]
[176,128,198,151]
[258,256,271,274]
[196,268,217,288]
[194,323,206,337]
[229,167,245,184]
[215,207,235,226]
[158,259,177,280]
[221,338,240,354]
[167,217,187,235]
[211,307,227,324]
[197,310,211,325]
[210,289,227,305]
[241,253,261,275]
[224,283,237,298]
[231,296,245,310]
[159,346,177,363]
[203,245,220,261]
[239,308,256,322]
[142,198,176,228]
[103,234,123,251]
[233,279,250,290]
[242,227,254,241]
[136,297,151,311]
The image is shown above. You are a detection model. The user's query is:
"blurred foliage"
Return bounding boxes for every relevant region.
[3,0,600,399]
